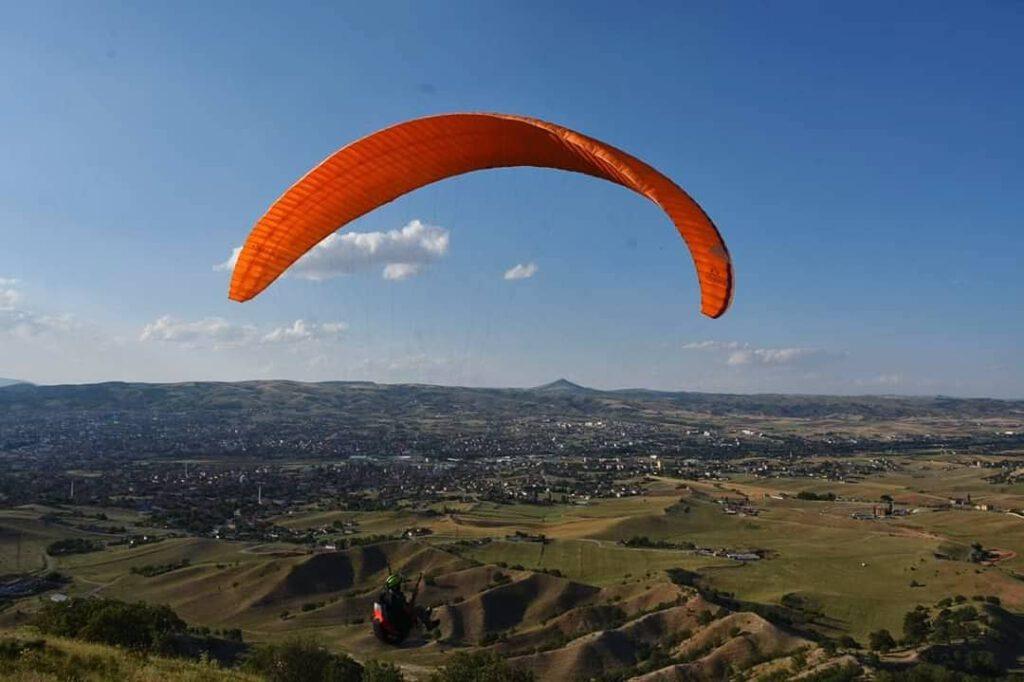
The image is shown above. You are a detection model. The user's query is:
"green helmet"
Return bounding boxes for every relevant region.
[384,573,404,589]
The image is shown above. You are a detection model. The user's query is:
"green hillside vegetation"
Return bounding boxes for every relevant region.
[0,631,259,682]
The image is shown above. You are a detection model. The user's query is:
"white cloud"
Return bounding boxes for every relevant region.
[215,220,449,282]
[261,320,347,344]
[726,347,823,366]
[214,247,242,273]
[503,262,538,280]
[139,316,256,349]
[382,263,422,281]
[683,340,831,367]
[0,280,81,340]
[681,340,741,351]
[140,316,347,349]
[0,309,78,341]
[0,288,21,310]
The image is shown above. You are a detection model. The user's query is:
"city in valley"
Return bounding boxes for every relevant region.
[1,380,1023,680]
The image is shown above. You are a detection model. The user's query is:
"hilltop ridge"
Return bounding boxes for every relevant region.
[530,378,595,395]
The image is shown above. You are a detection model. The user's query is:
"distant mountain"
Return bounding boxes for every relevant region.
[0,377,27,387]
[0,379,1019,425]
[1,379,1021,459]
[530,378,596,395]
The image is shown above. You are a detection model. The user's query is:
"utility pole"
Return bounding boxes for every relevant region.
[257,483,263,506]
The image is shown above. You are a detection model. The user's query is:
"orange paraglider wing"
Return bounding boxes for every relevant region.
[229,113,733,318]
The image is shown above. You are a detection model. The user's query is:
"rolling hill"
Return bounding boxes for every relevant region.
[34,538,835,680]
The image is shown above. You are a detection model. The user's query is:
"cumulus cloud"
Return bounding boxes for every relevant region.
[382,263,421,281]
[726,347,824,366]
[0,310,78,341]
[140,316,256,349]
[503,262,538,280]
[681,340,741,351]
[140,316,346,349]
[261,320,347,344]
[682,340,832,367]
[215,247,243,273]
[0,287,21,310]
[215,220,449,282]
[0,280,81,341]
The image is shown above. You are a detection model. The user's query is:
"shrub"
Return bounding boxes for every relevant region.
[363,659,405,682]
[35,598,185,654]
[46,538,102,556]
[796,491,835,501]
[429,651,534,681]
[837,635,860,649]
[868,629,896,652]
[244,636,362,682]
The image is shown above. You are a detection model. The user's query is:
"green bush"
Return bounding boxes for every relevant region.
[868,628,896,652]
[796,491,836,501]
[244,636,362,682]
[35,597,185,653]
[363,659,405,682]
[429,651,534,681]
[46,538,102,556]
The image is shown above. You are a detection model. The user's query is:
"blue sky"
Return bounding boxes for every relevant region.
[1,1,1021,397]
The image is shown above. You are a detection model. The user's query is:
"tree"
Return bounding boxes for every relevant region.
[429,652,534,682]
[902,608,931,644]
[869,629,896,652]
[929,618,952,645]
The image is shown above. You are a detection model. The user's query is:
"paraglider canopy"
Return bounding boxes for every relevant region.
[230,112,734,318]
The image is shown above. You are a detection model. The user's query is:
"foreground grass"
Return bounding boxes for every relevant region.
[0,630,260,682]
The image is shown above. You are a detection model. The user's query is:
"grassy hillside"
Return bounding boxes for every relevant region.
[0,630,259,682]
